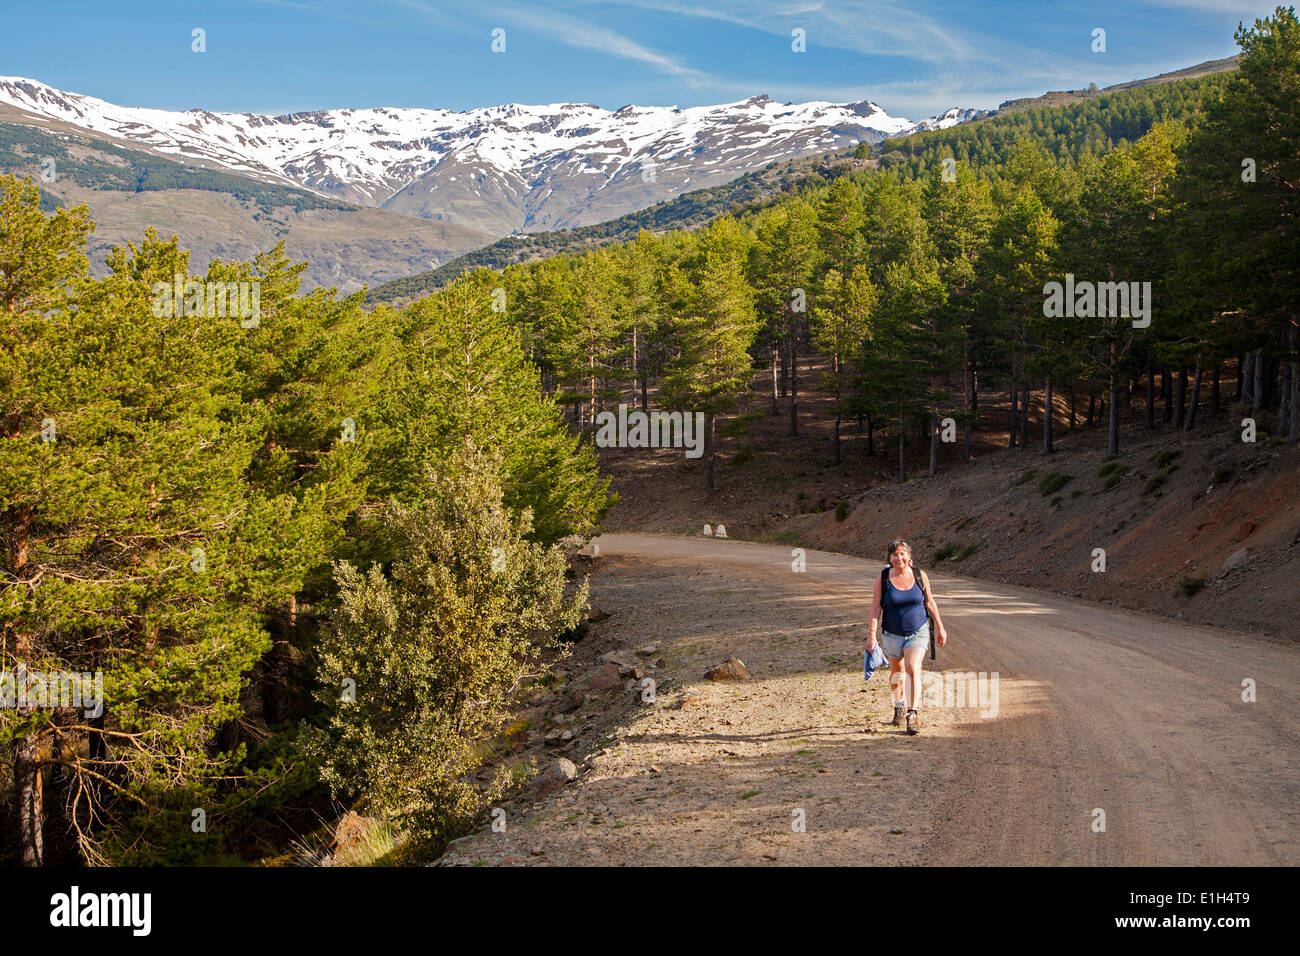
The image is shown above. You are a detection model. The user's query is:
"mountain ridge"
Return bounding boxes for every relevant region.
[0,75,986,238]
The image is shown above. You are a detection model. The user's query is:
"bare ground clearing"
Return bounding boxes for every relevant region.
[439,535,1298,866]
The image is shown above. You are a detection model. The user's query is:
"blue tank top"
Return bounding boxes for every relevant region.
[881,572,927,636]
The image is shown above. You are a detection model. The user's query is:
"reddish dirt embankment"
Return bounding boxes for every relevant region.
[795,431,1299,636]
[599,359,1299,636]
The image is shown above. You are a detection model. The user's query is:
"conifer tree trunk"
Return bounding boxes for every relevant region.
[631,324,639,410]
[1020,383,1030,451]
[589,337,597,434]
[770,348,779,415]
[1252,348,1265,412]
[963,351,973,461]
[929,414,938,477]
[1186,356,1203,431]
[832,361,842,466]
[1107,365,1120,456]
[1289,360,1300,447]
[9,505,43,866]
[705,412,717,493]
[898,403,906,481]
[1211,364,1221,417]
[1242,352,1255,409]
[1043,376,1054,454]
[1009,378,1019,448]
[867,415,874,458]
[788,334,798,438]
[1162,366,1173,422]
[15,730,42,867]
[1173,366,1187,428]
[1145,352,1156,429]
[1277,361,1291,435]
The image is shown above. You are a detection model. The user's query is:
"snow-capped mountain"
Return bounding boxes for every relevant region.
[905,107,991,132]
[0,76,983,235]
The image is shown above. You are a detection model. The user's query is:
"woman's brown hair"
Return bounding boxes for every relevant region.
[887,538,912,560]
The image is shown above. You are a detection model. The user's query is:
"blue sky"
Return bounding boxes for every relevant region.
[0,1,1283,119]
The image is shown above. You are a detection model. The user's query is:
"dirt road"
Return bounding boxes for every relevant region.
[441,533,1299,866]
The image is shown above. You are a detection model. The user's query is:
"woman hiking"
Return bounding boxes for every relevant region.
[866,539,948,734]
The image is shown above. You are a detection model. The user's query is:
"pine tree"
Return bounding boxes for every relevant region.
[812,265,877,464]
[661,218,759,491]
[749,201,819,433]
[369,275,612,544]
[923,164,994,459]
[1175,6,1300,442]
[1,188,312,864]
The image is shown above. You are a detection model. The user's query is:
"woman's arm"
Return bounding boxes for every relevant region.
[868,575,882,650]
[921,570,947,646]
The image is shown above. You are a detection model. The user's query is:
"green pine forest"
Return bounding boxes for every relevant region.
[2,8,1297,865]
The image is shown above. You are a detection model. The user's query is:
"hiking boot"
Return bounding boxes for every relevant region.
[889,704,906,727]
[906,709,919,735]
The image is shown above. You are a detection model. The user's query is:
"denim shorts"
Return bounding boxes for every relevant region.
[880,621,930,661]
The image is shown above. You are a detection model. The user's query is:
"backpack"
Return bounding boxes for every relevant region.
[879,566,936,660]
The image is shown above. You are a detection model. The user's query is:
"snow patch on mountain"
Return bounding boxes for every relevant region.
[0,76,985,231]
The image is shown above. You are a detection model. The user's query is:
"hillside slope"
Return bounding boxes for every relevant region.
[597,363,1299,637]
[0,114,493,291]
[373,59,1236,305]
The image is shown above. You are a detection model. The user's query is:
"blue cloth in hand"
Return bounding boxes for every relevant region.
[864,644,889,680]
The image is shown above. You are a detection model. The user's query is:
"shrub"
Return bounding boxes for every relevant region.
[1212,464,1235,484]
[727,445,755,469]
[1103,472,1123,490]
[955,542,981,561]
[1050,494,1063,507]
[1071,488,1084,498]
[1143,472,1168,495]
[1154,449,1182,468]
[1038,472,1073,495]
[835,500,850,522]
[933,541,958,562]
[503,719,531,747]
[305,442,588,858]
[1014,468,1038,487]
[1178,575,1207,597]
[1097,460,1120,478]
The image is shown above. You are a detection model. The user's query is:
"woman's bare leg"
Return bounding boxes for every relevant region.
[902,646,926,711]
[888,657,906,708]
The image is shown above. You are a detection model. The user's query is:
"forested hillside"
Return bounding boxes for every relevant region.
[365,151,856,305]
[369,58,1238,305]
[2,9,1296,868]
[876,71,1233,176]
[440,13,1294,487]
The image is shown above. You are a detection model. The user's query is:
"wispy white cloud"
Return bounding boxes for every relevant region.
[370,1,1245,116]
[494,1,713,82]
[1138,0,1279,15]
[380,0,479,35]
[589,0,984,65]
[379,0,713,83]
